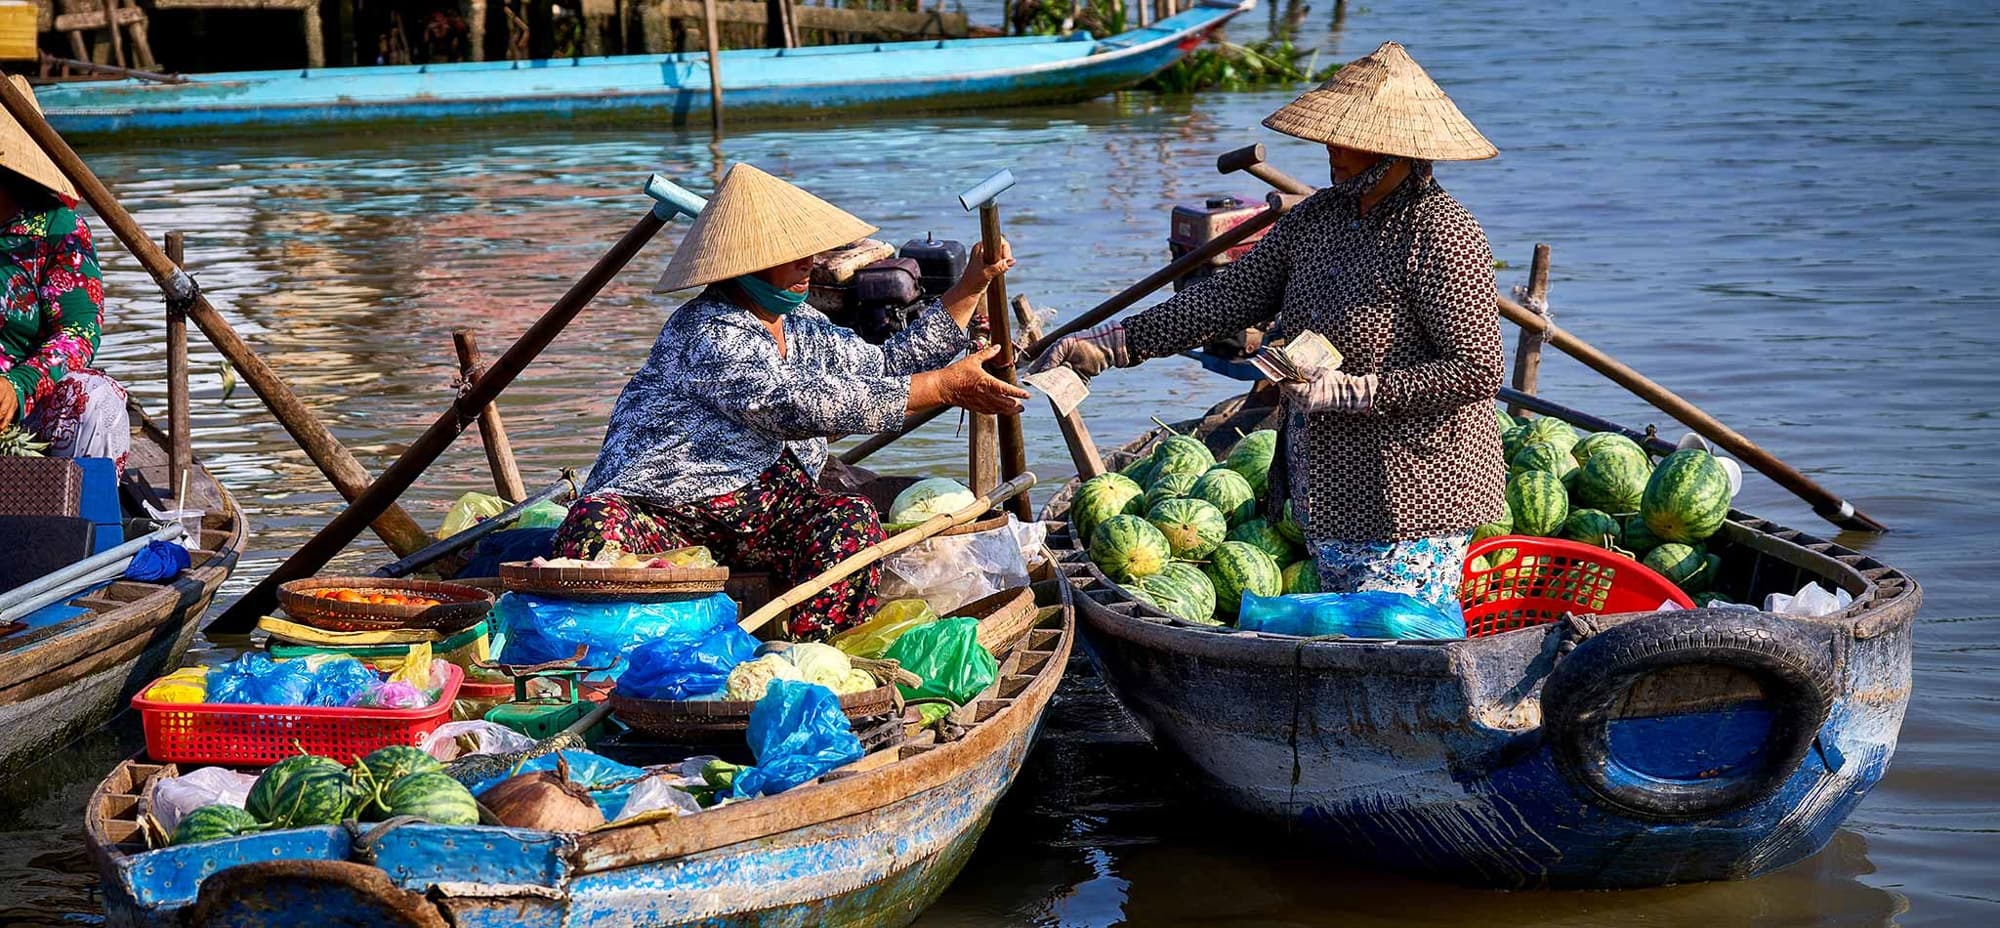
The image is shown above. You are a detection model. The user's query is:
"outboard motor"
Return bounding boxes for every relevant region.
[808,235,970,344]
[1169,195,1272,358]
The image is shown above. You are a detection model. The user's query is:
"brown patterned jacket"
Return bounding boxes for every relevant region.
[1123,167,1507,542]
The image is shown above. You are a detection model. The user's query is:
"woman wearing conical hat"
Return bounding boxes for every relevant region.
[554,163,1026,639]
[1035,42,1506,613]
[0,77,128,471]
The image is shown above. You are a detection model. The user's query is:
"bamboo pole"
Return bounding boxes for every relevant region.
[452,330,528,502]
[0,78,433,556]
[164,232,191,505]
[1506,243,1551,419]
[702,0,725,135]
[738,471,1036,634]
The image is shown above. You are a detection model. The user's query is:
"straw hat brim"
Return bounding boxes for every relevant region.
[656,163,878,293]
[0,77,77,200]
[1263,42,1498,162]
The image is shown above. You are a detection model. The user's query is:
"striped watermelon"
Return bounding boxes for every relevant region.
[247,757,357,828]
[1572,432,1646,467]
[1506,470,1570,537]
[358,745,441,788]
[1643,543,1713,593]
[1277,500,1306,545]
[1205,541,1282,618]
[246,755,347,824]
[1090,514,1173,582]
[1071,473,1145,544]
[1573,443,1652,514]
[1561,508,1623,549]
[1509,441,1577,482]
[1146,497,1228,560]
[1188,468,1258,526]
[1148,434,1215,486]
[1472,507,1514,542]
[1501,424,1532,464]
[1221,429,1278,496]
[1142,472,1199,511]
[378,772,479,826]
[1134,562,1219,626]
[1494,407,1517,433]
[171,804,263,845]
[1641,449,1732,543]
[1525,416,1580,455]
[1227,518,1302,564]
[1119,449,1158,488]
[1622,513,1664,559]
[1281,559,1320,594]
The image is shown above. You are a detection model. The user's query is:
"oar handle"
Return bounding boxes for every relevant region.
[738,472,1036,635]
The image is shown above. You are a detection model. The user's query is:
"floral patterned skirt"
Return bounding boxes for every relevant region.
[550,452,884,639]
[24,369,129,476]
[1307,531,1472,616]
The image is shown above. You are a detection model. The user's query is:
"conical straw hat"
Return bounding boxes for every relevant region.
[0,78,76,201]
[655,163,877,292]
[1263,42,1497,162]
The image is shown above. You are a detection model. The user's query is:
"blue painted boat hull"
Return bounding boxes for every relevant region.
[36,4,1250,137]
[1048,402,1920,890]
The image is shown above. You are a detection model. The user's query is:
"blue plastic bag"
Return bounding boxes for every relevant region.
[205,652,275,704]
[308,656,382,707]
[205,653,383,706]
[123,540,189,582]
[728,681,864,799]
[467,749,645,819]
[493,591,738,680]
[617,616,758,701]
[1237,590,1467,640]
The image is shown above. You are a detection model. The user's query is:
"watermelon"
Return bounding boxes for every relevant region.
[1188,468,1258,526]
[1148,434,1216,486]
[1205,541,1282,617]
[1146,497,1229,560]
[1561,508,1622,549]
[358,745,442,788]
[1509,441,1577,482]
[1277,500,1307,545]
[376,772,479,826]
[247,756,356,828]
[1641,449,1732,544]
[1118,449,1158,488]
[1071,473,1145,543]
[1089,515,1173,582]
[1494,407,1517,433]
[1506,470,1569,537]
[1142,472,1199,511]
[1622,513,1664,559]
[1282,560,1320,594]
[1228,518,1302,564]
[1501,424,1533,464]
[246,755,347,823]
[1572,432,1647,467]
[1643,543,1712,592]
[1134,562,1219,626]
[172,804,263,845]
[1471,509,1514,543]
[1221,429,1278,496]
[1525,416,1580,455]
[1572,443,1652,514]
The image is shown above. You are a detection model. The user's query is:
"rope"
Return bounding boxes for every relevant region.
[1509,283,1555,343]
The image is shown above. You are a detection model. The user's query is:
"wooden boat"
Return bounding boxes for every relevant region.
[34,3,1251,138]
[1044,390,1919,889]
[0,416,246,779]
[85,565,1074,926]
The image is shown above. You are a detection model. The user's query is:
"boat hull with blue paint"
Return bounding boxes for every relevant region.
[85,578,1074,927]
[1044,393,1919,889]
[36,4,1251,137]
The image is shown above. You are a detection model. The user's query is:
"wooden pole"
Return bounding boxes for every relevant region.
[164,232,191,506]
[0,78,434,557]
[452,330,528,502]
[977,203,1032,523]
[1010,293,1042,345]
[701,0,724,135]
[1506,243,1551,419]
[210,197,688,634]
[839,194,1293,466]
[100,0,126,69]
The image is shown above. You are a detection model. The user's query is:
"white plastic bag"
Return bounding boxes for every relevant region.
[881,517,1045,615]
[420,720,538,761]
[615,772,707,821]
[151,767,258,834]
[1765,581,1853,618]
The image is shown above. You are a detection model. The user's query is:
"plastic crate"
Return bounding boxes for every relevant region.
[132,664,463,765]
[1459,536,1693,638]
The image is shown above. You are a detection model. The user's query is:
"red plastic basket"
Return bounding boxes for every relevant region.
[132,664,463,765]
[1459,536,1694,638]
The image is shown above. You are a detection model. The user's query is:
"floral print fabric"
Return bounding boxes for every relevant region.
[584,287,972,507]
[0,206,104,422]
[23,369,130,474]
[554,451,885,639]
[1308,531,1471,615]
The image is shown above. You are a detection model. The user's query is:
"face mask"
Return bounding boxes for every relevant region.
[1329,155,1401,197]
[734,273,809,315]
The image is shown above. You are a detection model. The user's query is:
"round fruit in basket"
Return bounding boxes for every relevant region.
[277,576,493,633]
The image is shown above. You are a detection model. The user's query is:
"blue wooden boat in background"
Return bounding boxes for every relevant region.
[1045,391,1920,889]
[34,3,1252,137]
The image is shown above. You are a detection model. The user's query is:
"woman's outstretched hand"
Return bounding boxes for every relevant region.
[1025,323,1130,379]
[911,344,1029,416]
[942,238,1016,326]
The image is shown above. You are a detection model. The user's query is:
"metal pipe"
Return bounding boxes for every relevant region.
[0,522,183,615]
[372,473,578,579]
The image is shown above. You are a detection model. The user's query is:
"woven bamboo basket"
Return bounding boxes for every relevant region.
[276,577,493,633]
[499,562,730,602]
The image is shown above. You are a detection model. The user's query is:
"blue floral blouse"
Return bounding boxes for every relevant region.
[584,289,972,505]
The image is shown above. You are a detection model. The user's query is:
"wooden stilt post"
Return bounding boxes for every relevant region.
[99,0,126,68]
[452,330,528,502]
[164,231,191,504]
[701,0,724,135]
[1506,243,1551,420]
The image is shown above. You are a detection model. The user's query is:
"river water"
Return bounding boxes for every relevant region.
[3,0,1996,924]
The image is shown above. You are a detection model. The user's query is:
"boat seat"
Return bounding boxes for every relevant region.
[150,0,322,69]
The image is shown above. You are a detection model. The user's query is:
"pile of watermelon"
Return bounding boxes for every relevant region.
[169,745,480,846]
[1485,408,1737,596]
[1074,427,1307,626]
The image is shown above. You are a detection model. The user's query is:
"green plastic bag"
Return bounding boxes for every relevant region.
[828,599,938,660]
[514,500,570,530]
[883,617,997,706]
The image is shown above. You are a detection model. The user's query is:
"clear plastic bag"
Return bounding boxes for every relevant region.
[616,773,706,820]
[1237,591,1467,640]
[828,599,939,659]
[883,616,998,705]
[1765,581,1853,617]
[880,516,1045,615]
[728,680,865,799]
[420,720,537,761]
[618,614,758,701]
[493,591,738,681]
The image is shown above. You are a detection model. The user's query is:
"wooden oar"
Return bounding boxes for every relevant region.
[738,472,1036,635]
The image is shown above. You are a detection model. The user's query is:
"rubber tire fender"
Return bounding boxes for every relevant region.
[1541,608,1838,822]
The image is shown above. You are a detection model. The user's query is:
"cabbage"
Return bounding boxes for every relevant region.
[836,668,877,694]
[887,478,975,525]
[782,642,854,690]
[725,655,802,701]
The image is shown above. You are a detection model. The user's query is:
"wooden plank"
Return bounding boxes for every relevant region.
[1505,243,1551,419]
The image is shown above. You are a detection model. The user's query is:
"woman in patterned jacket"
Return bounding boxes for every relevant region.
[1034,42,1506,612]
[554,163,1027,639]
[0,78,127,471]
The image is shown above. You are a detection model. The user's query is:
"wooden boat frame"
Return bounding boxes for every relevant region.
[1043,391,1919,889]
[0,416,246,779]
